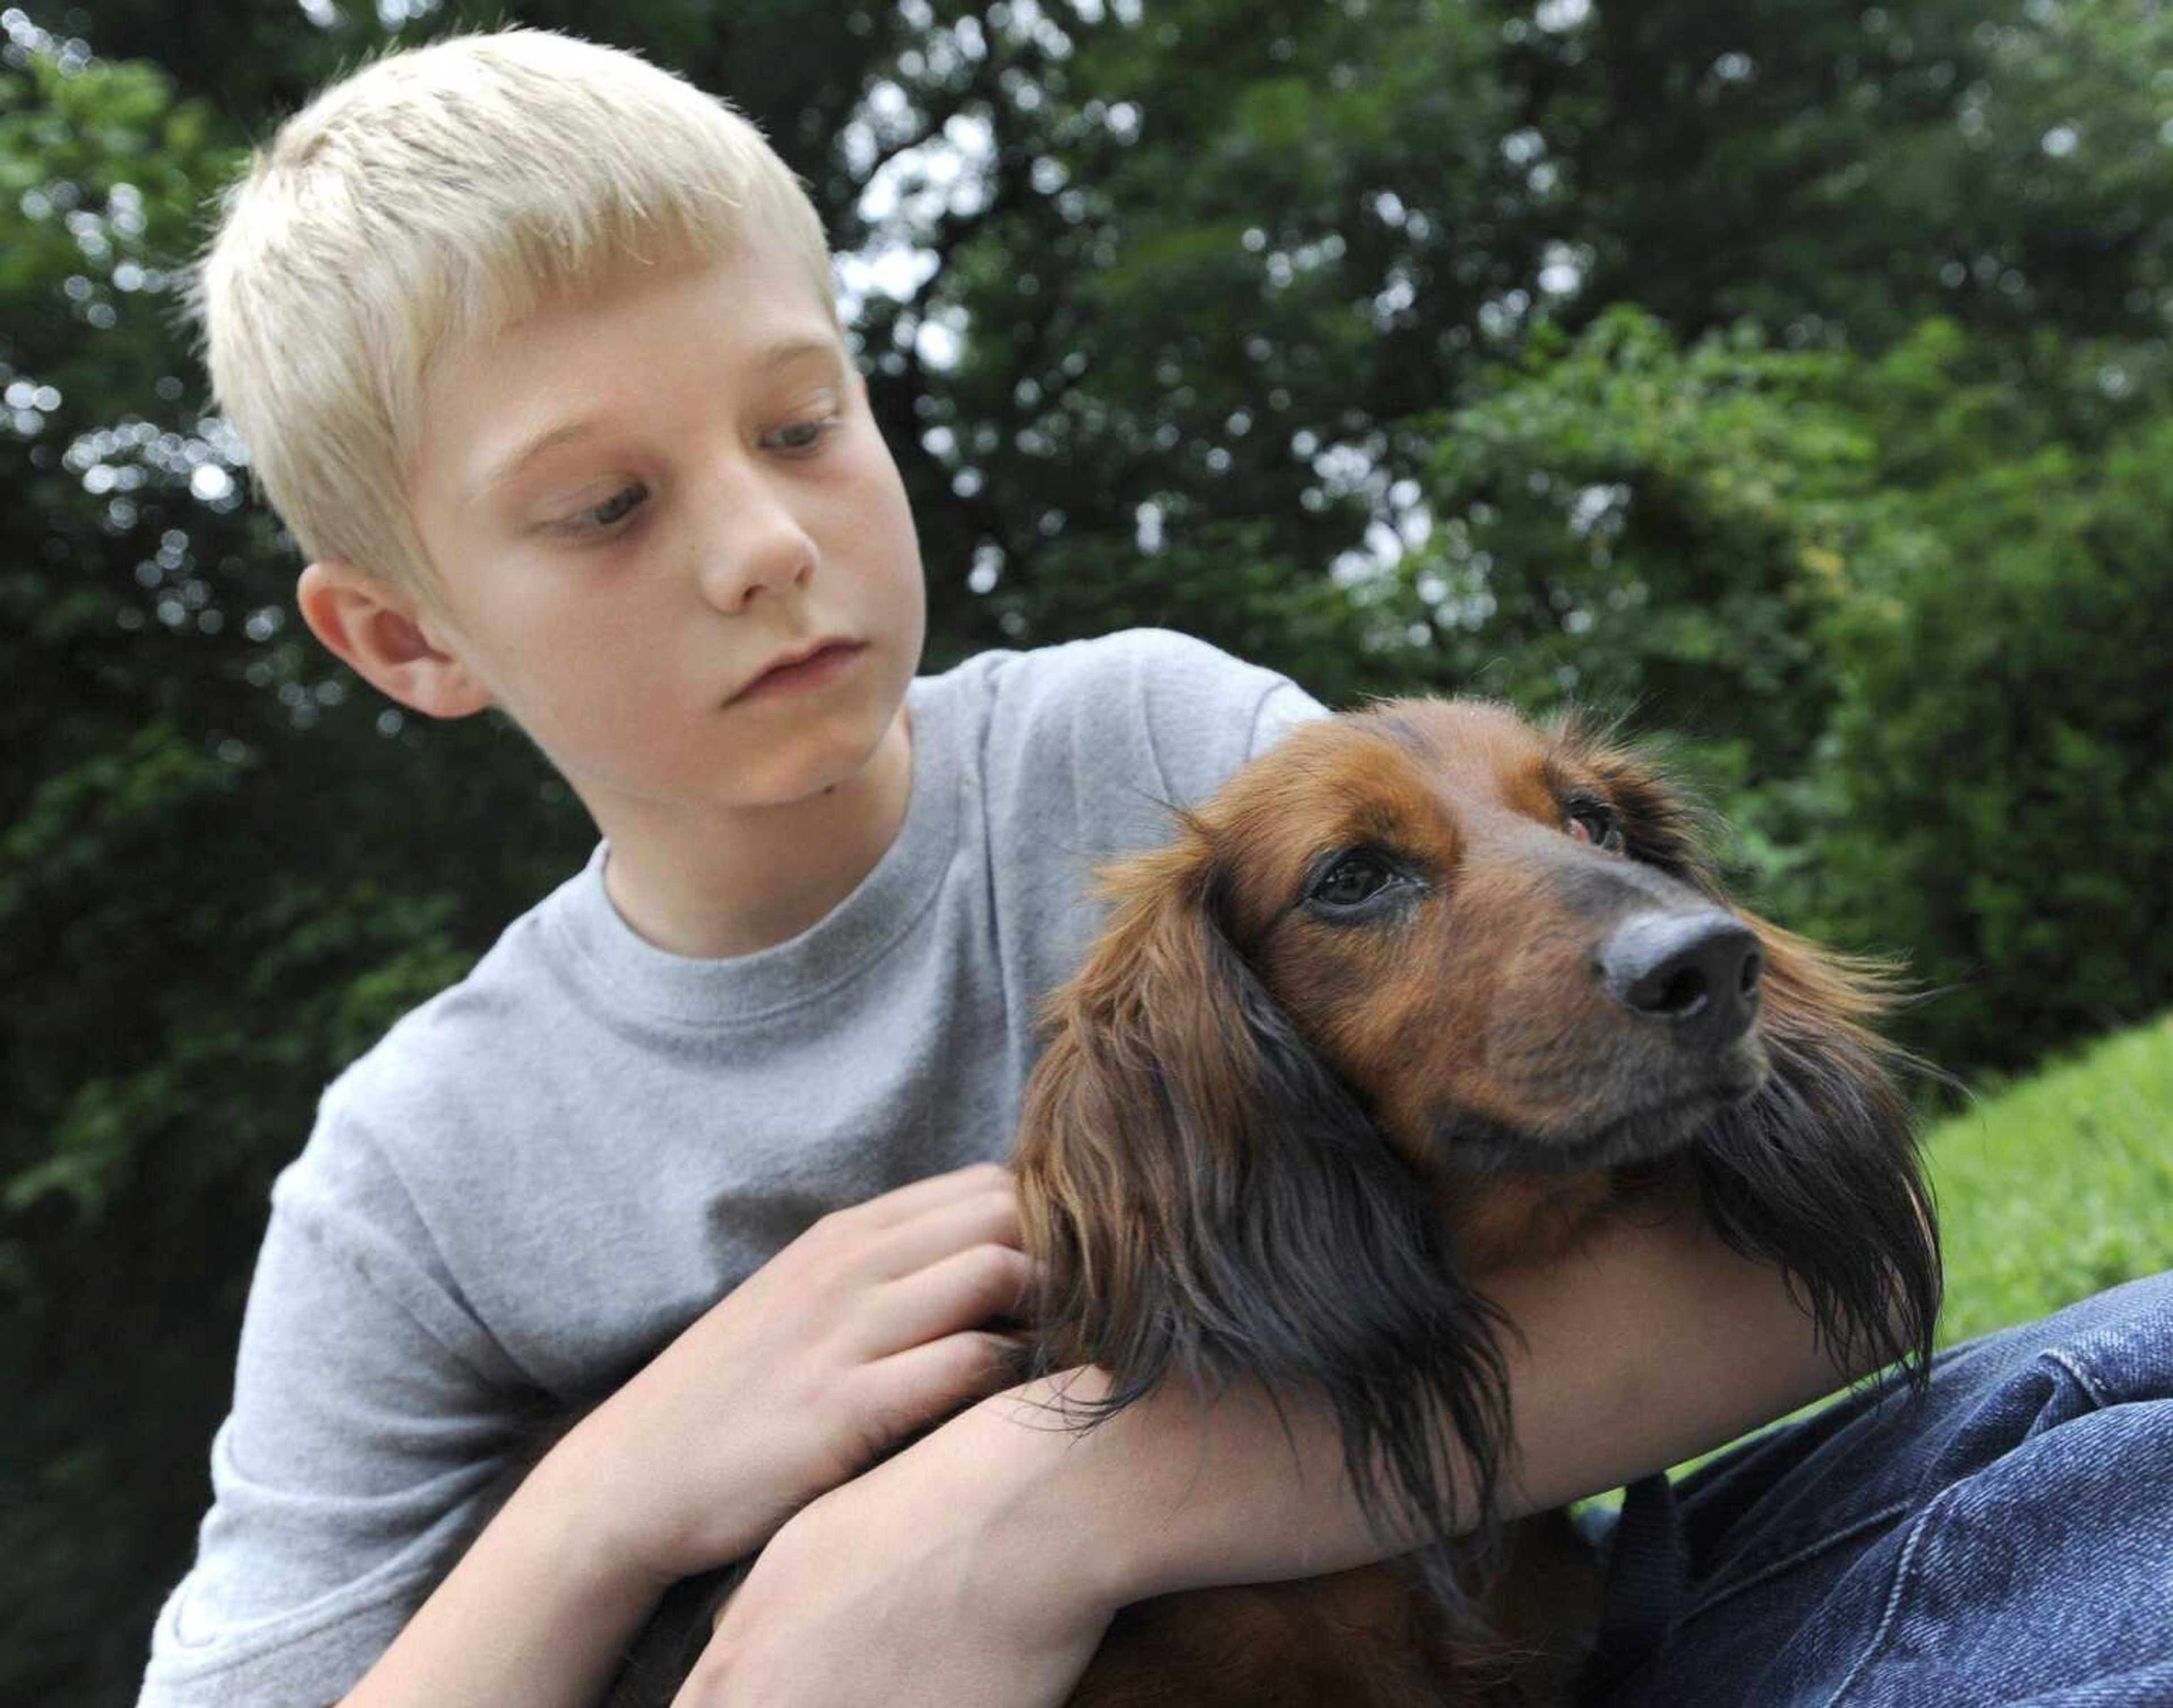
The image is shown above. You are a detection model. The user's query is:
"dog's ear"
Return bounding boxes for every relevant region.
[1014,821,1514,1590]
[1690,919,1944,1391]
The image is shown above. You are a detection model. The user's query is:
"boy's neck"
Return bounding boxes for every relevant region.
[594,703,916,960]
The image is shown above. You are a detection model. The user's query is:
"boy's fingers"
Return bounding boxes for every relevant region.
[857,1242,1038,1360]
[847,1160,1014,1230]
[862,1329,1030,1430]
[862,1187,1022,1282]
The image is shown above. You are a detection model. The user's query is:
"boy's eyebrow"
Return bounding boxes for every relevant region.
[470,335,847,504]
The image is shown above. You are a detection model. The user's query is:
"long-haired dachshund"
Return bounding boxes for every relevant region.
[601,694,1943,1706]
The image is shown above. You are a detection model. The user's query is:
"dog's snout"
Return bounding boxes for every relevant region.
[1597,909,1762,1046]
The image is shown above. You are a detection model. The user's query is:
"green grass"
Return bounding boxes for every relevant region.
[1923,1009,2173,1347]
[1581,1011,2173,1506]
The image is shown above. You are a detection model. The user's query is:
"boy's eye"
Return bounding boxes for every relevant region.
[549,417,842,538]
[767,415,841,452]
[565,483,646,534]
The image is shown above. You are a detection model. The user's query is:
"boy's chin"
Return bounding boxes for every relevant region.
[711,708,915,815]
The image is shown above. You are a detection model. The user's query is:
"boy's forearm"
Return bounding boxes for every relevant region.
[337,1431,669,1708]
[986,1195,1867,1606]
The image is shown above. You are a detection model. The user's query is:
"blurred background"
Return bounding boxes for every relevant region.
[5,1,2169,1700]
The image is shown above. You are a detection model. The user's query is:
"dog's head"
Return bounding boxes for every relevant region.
[1014,697,1940,1594]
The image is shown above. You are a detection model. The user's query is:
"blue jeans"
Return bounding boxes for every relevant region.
[1583,1271,2173,1707]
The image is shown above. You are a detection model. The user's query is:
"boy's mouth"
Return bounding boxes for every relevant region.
[728,638,862,705]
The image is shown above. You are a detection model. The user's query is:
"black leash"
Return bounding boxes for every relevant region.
[1577,1471,1687,1702]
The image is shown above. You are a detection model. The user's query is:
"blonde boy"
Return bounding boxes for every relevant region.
[140,27,1868,1707]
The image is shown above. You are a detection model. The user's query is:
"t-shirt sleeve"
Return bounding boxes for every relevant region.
[1248,673,1333,762]
[1120,626,1331,808]
[137,1095,534,1708]
[973,627,1334,1020]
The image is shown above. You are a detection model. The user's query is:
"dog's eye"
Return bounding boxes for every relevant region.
[1311,852,1395,907]
[1565,800,1624,851]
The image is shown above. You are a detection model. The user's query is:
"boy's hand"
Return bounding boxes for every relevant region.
[556,1160,1036,1587]
[670,1381,1120,1708]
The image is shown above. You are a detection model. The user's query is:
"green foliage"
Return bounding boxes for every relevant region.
[1397,306,1918,765]
[1810,398,2173,1071]
[911,0,1538,672]
[1547,0,2173,351]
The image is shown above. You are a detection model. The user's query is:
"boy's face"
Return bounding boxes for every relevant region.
[401,241,925,817]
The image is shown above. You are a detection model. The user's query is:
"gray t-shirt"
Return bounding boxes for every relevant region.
[137,626,1328,1707]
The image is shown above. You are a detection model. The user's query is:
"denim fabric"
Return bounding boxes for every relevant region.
[1587,1271,2173,1707]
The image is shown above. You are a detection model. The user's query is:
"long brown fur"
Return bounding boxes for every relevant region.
[1000,697,1939,1707]
[564,695,1942,1706]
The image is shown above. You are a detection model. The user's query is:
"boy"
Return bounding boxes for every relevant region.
[144,25,2169,1708]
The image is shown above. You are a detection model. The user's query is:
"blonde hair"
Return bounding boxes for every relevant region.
[180,25,839,602]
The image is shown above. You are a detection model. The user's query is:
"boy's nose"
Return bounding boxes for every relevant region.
[699,492,817,613]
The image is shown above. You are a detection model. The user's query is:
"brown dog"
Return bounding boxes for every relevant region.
[602,695,1942,1705]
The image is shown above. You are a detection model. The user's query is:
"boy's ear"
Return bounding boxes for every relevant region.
[295,559,494,719]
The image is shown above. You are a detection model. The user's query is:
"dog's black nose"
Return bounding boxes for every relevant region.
[1597,909,1762,1047]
